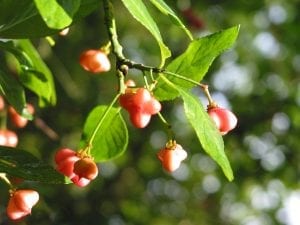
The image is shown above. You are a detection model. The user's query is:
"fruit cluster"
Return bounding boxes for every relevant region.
[119,82,161,128]
[0,30,239,220]
[55,148,98,187]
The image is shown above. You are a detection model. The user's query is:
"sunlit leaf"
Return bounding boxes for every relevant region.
[121,0,171,67]
[160,75,234,181]
[34,0,81,29]
[154,25,240,101]
[79,105,128,162]
[17,40,56,107]
[0,0,100,38]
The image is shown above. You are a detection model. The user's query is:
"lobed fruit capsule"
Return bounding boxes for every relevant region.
[119,88,161,128]
[79,49,111,73]
[6,189,39,220]
[157,144,187,173]
[73,158,98,180]
[207,106,237,135]
[55,148,80,178]
[54,148,98,187]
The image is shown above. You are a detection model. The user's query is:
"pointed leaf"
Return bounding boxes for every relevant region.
[34,0,81,29]
[0,146,66,184]
[79,106,128,162]
[121,0,171,66]
[149,0,193,40]
[0,0,100,38]
[17,40,56,107]
[154,25,240,101]
[160,75,233,181]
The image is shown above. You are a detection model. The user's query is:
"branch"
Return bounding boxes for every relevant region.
[103,0,164,74]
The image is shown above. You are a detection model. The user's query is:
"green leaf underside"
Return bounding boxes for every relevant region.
[121,0,171,67]
[0,0,100,38]
[0,147,66,184]
[34,0,81,29]
[160,75,234,181]
[79,106,128,162]
[154,25,240,101]
[149,0,193,41]
[17,40,57,107]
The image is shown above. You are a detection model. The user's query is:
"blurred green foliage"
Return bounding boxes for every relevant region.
[1,0,300,224]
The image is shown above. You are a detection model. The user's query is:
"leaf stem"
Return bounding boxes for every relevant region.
[103,0,216,107]
[157,112,174,140]
[0,173,14,189]
[86,93,121,151]
[163,71,217,107]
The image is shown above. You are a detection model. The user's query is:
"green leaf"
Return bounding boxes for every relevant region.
[16,40,56,107]
[34,0,81,29]
[154,25,240,101]
[79,106,128,162]
[0,69,29,119]
[121,0,171,67]
[149,0,193,40]
[0,146,66,184]
[160,75,234,181]
[0,0,100,38]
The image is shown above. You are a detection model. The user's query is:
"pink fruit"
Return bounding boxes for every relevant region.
[157,144,187,172]
[119,88,161,128]
[207,106,237,135]
[54,148,98,187]
[7,189,39,220]
[79,49,111,73]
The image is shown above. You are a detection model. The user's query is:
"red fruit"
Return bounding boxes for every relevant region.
[79,49,111,73]
[6,199,27,221]
[54,148,77,164]
[207,106,237,135]
[55,148,80,177]
[119,88,161,128]
[8,104,34,128]
[70,157,98,187]
[0,130,18,147]
[56,155,80,178]
[54,148,98,187]
[73,158,98,180]
[7,189,39,220]
[157,144,187,173]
